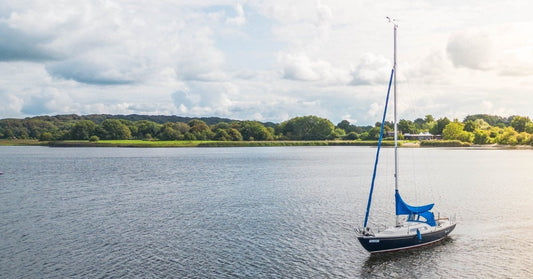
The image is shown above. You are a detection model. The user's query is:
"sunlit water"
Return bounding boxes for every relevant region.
[1,146,532,278]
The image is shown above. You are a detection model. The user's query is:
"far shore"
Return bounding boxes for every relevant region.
[0,139,532,149]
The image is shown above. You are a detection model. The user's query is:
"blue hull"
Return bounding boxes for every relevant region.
[357,223,456,253]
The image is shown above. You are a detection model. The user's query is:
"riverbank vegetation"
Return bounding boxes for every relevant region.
[0,113,532,147]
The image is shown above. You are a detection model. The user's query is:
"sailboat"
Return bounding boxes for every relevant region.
[355,18,456,253]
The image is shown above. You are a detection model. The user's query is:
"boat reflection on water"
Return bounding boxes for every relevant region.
[360,237,456,278]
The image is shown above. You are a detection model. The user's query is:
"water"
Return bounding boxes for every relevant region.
[1,146,532,278]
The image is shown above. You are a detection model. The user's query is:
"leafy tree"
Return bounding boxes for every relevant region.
[278,116,334,140]
[343,132,359,140]
[517,132,531,145]
[98,119,132,140]
[70,120,97,140]
[413,118,425,129]
[39,132,54,141]
[463,120,477,132]
[442,122,464,140]
[498,127,518,145]
[211,122,230,131]
[398,119,417,134]
[333,128,346,139]
[134,120,161,140]
[367,126,382,140]
[238,121,273,141]
[430,117,451,135]
[510,116,532,133]
[213,129,231,141]
[188,119,213,140]
[526,123,533,134]
[227,128,243,141]
[473,129,491,144]
[464,114,509,127]
[159,122,181,140]
[474,119,491,130]
[175,122,190,134]
[337,120,352,133]
[457,131,474,143]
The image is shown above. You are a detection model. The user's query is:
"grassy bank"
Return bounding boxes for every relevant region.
[0,139,400,147]
[0,139,48,146]
[3,139,530,149]
[44,140,397,147]
[420,140,472,147]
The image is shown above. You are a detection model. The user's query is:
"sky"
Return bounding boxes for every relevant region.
[1,0,533,125]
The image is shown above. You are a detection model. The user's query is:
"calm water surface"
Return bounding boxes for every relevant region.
[1,146,532,278]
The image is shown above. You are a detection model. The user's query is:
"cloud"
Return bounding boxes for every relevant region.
[46,57,137,85]
[350,53,391,85]
[171,81,234,116]
[446,30,493,70]
[315,0,332,41]
[226,4,246,26]
[21,88,73,115]
[1,1,229,85]
[279,52,351,83]
[0,23,56,61]
[1,1,533,125]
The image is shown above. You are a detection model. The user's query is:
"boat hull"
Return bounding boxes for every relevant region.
[357,223,456,253]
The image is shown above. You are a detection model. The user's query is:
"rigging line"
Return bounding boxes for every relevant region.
[363,68,394,228]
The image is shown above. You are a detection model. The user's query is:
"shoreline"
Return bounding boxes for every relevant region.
[0,139,532,149]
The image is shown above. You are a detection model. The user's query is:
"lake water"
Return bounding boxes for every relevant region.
[1,146,532,278]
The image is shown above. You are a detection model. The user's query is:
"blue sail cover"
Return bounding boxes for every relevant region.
[395,190,436,226]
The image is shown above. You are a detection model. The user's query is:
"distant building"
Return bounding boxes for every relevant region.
[403,132,439,140]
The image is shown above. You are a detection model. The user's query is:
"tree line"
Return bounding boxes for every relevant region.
[1,113,532,145]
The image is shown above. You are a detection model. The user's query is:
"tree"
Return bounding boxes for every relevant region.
[134,120,161,140]
[278,116,334,140]
[473,130,491,144]
[457,131,474,143]
[517,132,531,145]
[398,119,417,134]
[413,118,425,129]
[70,120,97,140]
[498,127,518,145]
[188,119,213,140]
[98,119,132,140]
[333,127,346,139]
[343,132,359,140]
[159,122,181,140]
[464,114,508,127]
[510,116,532,133]
[227,128,243,141]
[39,132,53,141]
[463,120,477,132]
[337,120,352,133]
[474,119,491,130]
[442,122,464,140]
[367,126,382,140]
[430,117,451,135]
[213,129,231,141]
[238,121,273,141]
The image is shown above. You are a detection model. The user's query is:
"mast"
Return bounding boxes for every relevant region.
[361,18,398,229]
[388,17,400,227]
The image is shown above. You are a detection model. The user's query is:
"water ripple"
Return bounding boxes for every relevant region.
[1,147,533,278]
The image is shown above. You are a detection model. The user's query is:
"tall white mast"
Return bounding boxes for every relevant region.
[387,17,400,227]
